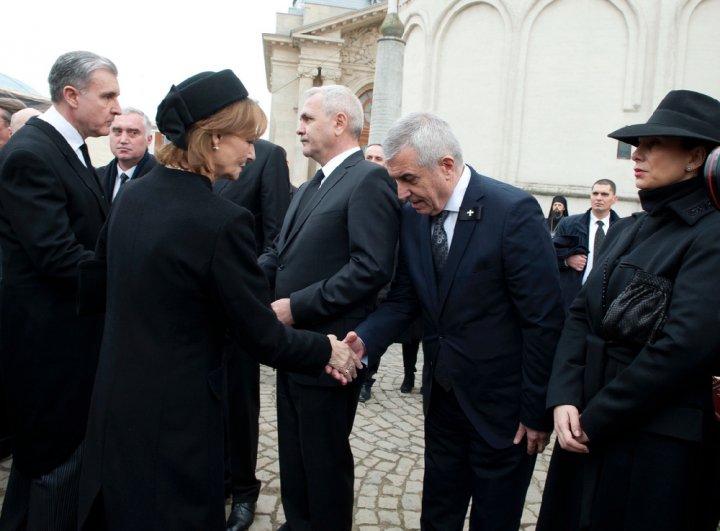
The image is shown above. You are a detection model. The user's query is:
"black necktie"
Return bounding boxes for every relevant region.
[119,173,129,186]
[431,210,450,275]
[594,220,606,258]
[296,169,324,215]
[79,143,93,169]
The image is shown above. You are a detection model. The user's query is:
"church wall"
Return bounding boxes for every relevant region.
[264,0,720,209]
[399,0,720,216]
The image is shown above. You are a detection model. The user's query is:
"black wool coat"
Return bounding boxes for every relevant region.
[77,166,331,531]
[0,117,107,476]
[539,179,720,531]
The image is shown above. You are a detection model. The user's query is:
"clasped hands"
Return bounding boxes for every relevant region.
[325,331,366,384]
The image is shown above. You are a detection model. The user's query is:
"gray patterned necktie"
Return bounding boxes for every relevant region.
[431,210,450,275]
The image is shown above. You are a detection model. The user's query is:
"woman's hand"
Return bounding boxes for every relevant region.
[325,335,363,384]
[553,405,590,453]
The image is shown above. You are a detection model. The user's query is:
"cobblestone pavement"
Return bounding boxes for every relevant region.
[243,343,549,531]
[0,343,550,530]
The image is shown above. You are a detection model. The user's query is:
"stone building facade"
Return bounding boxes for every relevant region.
[264,0,720,214]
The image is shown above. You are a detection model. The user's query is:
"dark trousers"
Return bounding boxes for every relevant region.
[402,339,420,373]
[223,342,261,502]
[276,369,365,531]
[0,443,84,531]
[421,382,536,531]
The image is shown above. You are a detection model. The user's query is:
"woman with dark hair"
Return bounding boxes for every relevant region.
[537,90,720,531]
[77,70,360,530]
[546,195,569,236]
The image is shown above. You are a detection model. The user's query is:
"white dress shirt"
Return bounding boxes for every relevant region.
[582,212,612,284]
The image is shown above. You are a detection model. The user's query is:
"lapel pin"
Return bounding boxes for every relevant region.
[458,205,481,221]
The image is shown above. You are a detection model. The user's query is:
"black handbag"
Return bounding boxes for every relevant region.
[602,267,673,345]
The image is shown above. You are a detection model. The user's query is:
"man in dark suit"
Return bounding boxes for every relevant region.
[552,179,619,311]
[258,85,400,531]
[97,107,156,202]
[214,139,292,531]
[0,50,120,530]
[345,112,564,531]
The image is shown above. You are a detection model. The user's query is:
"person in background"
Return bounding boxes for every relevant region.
[259,85,400,531]
[552,180,619,311]
[0,50,119,531]
[364,143,385,165]
[0,97,26,149]
[9,108,41,134]
[213,138,292,531]
[537,89,720,531]
[76,69,360,531]
[360,142,423,401]
[546,195,568,236]
[0,97,27,462]
[345,112,564,531]
[97,107,156,202]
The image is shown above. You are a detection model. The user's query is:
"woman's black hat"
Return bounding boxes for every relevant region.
[156,69,248,149]
[608,90,720,147]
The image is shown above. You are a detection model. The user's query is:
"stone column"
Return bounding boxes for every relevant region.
[368,0,405,146]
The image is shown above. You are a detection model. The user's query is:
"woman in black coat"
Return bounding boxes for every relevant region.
[537,90,720,531]
[77,70,360,531]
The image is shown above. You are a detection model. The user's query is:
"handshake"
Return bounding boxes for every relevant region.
[325,331,366,385]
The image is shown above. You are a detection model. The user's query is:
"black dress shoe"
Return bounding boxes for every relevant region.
[226,500,256,531]
[400,371,415,393]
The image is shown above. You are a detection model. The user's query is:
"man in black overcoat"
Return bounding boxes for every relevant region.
[214,139,292,530]
[0,50,120,530]
[258,85,400,531]
[97,107,156,202]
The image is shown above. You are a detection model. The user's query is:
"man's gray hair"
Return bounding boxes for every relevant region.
[48,51,118,103]
[122,106,152,136]
[304,85,364,139]
[384,112,464,169]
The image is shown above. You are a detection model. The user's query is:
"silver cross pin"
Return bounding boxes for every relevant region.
[466,209,475,217]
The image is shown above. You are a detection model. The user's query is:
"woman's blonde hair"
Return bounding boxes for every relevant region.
[156,98,267,176]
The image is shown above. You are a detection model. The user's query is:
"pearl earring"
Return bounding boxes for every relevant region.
[686,166,693,172]
[212,146,219,151]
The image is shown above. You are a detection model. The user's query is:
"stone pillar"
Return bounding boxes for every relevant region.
[368,0,405,146]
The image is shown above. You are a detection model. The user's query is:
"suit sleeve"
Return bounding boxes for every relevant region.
[259,145,290,251]
[0,148,93,278]
[212,209,330,374]
[289,167,401,323]
[501,194,565,431]
[356,236,422,367]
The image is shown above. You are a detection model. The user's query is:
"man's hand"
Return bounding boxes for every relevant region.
[342,331,366,358]
[553,405,590,453]
[324,334,363,385]
[566,254,587,272]
[513,422,551,455]
[271,298,294,325]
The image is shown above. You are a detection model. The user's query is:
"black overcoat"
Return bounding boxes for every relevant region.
[539,179,720,531]
[77,166,331,530]
[0,117,107,476]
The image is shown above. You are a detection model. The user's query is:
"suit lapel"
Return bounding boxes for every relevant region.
[33,120,109,216]
[436,170,484,314]
[279,151,362,253]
